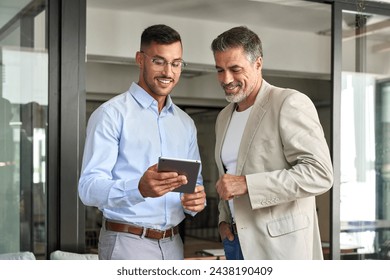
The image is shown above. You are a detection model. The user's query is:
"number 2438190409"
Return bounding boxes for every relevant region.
[209,266,273,276]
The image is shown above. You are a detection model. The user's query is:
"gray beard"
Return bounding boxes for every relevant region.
[225,91,248,103]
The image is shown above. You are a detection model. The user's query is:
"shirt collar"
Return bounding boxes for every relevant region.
[129,82,175,114]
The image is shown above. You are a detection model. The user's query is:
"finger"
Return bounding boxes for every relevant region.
[216,182,232,200]
[182,188,205,202]
[160,177,188,191]
[158,173,188,189]
[221,224,234,241]
[182,198,201,207]
[226,231,235,241]
[178,175,188,185]
[149,163,158,171]
[157,170,180,179]
[182,185,205,206]
[215,180,224,196]
[217,188,229,200]
[183,203,205,213]
[193,185,205,193]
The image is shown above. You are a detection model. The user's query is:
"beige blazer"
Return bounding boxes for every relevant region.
[215,80,333,260]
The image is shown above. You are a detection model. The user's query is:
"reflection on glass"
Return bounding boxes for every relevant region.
[0,96,17,252]
[0,3,47,259]
[340,72,377,254]
[340,10,390,259]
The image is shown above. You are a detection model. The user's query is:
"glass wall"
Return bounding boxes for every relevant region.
[339,10,390,259]
[0,0,47,258]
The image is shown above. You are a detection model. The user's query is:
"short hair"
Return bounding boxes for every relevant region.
[140,24,182,50]
[211,26,263,63]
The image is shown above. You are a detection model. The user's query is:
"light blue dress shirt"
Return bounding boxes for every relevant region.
[78,82,203,230]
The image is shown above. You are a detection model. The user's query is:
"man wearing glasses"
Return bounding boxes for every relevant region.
[78,24,206,260]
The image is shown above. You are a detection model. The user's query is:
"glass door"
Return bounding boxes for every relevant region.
[0,0,48,258]
[339,8,390,259]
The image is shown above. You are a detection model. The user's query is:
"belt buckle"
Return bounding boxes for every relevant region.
[162,227,174,239]
[141,227,147,238]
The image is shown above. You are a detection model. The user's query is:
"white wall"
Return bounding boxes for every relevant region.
[86,7,335,102]
[86,7,332,74]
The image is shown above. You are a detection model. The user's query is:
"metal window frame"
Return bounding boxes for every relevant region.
[47,0,86,256]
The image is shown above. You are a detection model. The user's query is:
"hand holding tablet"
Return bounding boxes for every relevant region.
[157,157,201,193]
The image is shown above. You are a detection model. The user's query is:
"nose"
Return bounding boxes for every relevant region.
[219,71,234,85]
[161,62,174,75]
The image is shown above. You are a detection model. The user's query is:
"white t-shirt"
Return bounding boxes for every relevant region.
[221,106,252,221]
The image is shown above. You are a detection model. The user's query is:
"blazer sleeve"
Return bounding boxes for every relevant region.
[246,91,334,210]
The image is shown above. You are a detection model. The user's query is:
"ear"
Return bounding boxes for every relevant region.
[135,51,143,66]
[256,56,263,70]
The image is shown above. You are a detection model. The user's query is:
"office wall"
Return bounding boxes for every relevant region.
[86,7,331,74]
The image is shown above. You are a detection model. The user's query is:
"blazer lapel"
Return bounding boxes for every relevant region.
[215,103,236,174]
[235,81,271,175]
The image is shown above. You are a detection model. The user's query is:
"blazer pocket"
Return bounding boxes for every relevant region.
[267,214,309,237]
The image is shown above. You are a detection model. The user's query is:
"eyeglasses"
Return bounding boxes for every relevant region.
[140,51,186,73]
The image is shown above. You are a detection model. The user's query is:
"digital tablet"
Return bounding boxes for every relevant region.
[157,156,201,193]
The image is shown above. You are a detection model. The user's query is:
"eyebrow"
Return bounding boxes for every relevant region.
[215,64,242,70]
[151,54,183,61]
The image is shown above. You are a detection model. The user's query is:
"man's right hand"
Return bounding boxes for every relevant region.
[138,164,187,197]
[219,221,235,241]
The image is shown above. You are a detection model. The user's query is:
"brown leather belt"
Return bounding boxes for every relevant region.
[105,220,179,240]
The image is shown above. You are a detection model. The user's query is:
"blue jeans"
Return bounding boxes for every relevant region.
[222,235,244,260]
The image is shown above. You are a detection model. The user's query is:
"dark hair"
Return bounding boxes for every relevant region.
[211,26,263,63]
[140,24,182,50]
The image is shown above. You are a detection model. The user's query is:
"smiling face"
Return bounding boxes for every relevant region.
[136,41,183,107]
[214,46,263,110]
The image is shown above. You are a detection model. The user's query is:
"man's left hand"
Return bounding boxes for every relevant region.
[216,174,248,200]
[181,185,206,212]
